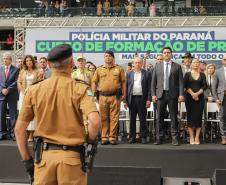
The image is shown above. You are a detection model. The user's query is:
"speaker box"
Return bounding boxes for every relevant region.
[212,169,226,185]
[88,166,162,185]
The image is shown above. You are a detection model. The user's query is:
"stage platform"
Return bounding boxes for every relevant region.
[0,141,226,183]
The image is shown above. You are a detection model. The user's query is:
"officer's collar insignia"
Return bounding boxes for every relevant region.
[87,89,93,96]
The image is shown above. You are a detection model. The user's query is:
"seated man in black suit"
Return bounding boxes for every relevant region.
[125,57,152,144]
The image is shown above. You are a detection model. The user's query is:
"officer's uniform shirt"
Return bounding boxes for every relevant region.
[18,71,98,146]
[92,64,125,93]
[71,67,93,86]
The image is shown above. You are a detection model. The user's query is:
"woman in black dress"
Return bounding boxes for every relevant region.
[184,59,207,145]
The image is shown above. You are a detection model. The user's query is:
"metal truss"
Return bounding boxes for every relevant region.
[14,27,25,59]
[12,16,226,28]
[12,16,226,58]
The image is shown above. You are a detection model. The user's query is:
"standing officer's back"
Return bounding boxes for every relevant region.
[15,44,100,185]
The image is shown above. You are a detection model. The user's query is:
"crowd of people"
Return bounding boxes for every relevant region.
[0,48,226,147]
[123,50,225,146]
[0,0,224,18]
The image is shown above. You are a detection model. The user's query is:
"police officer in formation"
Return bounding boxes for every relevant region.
[92,50,126,145]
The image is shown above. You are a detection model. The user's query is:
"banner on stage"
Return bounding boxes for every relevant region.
[25,27,226,65]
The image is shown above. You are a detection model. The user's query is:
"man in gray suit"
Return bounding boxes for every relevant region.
[151,47,184,145]
[213,54,226,145]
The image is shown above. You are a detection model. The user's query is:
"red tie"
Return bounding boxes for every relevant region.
[5,66,9,79]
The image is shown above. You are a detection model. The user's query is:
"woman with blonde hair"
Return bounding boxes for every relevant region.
[184,58,207,144]
[17,55,42,142]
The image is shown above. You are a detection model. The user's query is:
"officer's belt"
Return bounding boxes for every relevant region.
[99,91,117,96]
[43,142,84,152]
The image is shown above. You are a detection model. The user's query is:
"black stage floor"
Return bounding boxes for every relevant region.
[0,141,226,183]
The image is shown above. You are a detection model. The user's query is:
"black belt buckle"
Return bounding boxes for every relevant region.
[62,145,68,150]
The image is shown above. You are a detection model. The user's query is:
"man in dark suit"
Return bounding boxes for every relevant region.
[0,52,19,140]
[125,57,152,144]
[151,47,184,145]
[213,54,226,145]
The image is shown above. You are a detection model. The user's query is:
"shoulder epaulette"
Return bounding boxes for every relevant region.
[97,65,103,69]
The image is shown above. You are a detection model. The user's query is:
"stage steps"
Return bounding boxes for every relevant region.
[163,177,211,185]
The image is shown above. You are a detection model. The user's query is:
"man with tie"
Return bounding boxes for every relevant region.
[151,47,184,145]
[125,57,152,144]
[213,54,226,145]
[39,57,52,80]
[204,64,216,140]
[0,52,19,140]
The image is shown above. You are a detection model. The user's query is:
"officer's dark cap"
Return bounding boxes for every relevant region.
[105,50,115,58]
[47,44,72,62]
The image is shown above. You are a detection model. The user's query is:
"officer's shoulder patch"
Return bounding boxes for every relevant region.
[97,65,104,70]
[115,64,122,69]
[86,89,93,96]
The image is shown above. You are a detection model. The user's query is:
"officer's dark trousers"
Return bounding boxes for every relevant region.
[0,98,18,137]
[129,95,147,139]
[219,96,226,138]
[156,91,178,140]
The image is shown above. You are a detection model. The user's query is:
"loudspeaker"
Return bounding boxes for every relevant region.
[88,166,162,185]
[212,169,226,185]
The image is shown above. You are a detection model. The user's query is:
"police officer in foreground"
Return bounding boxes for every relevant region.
[92,50,126,145]
[15,44,100,185]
